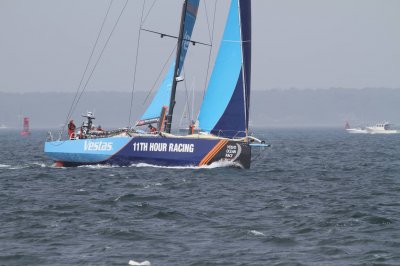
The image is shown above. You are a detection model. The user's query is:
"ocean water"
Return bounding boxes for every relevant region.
[1,128,399,265]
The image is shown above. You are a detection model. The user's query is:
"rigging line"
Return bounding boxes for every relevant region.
[182,67,192,124]
[63,0,115,131]
[203,0,212,43]
[128,0,146,126]
[70,0,129,118]
[141,44,177,106]
[200,0,218,104]
[191,77,195,122]
[141,0,158,25]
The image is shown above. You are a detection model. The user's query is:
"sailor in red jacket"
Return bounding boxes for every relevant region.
[68,120,76,139]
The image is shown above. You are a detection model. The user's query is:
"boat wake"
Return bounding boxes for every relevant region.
[77,164,121,169]
[5,159,244,170]
[1,162,48,170]
[130,160,243,170]
[44,160,243,170]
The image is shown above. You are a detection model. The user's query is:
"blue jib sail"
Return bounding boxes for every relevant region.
[138,0,200,125]
[198,0,251,138]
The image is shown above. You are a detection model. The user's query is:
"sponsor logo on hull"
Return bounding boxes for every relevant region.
[84,141,113,151]
[132,142,194,153]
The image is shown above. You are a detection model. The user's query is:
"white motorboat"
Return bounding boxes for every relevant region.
[365,122,399,134]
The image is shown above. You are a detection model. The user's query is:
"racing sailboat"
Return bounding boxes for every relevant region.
[45,0,268,168]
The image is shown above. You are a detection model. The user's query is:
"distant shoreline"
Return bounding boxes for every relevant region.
[1,88,399,128]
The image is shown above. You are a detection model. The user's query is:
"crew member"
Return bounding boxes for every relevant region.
[188,123,195,135]
[97,125,103,131]
[148,124,157,133]
[68,120,76,139]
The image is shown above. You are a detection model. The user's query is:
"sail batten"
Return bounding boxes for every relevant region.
[198,0,251,138]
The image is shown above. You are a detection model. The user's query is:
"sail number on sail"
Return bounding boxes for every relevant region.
[132,142,194,153]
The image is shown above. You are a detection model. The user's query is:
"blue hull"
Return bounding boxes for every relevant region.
[44,136,251,168]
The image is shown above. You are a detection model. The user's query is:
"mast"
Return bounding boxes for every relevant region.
[165,0,188,133]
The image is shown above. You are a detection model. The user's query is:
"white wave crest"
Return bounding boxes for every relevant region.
[143,182,163,189]
[201,160,243,169]
[8,165,26,170]
[249,230,265,236]
[128,260,151,266]
[5,162,55,170]
[77,164,120,169]
[31,162,47,168]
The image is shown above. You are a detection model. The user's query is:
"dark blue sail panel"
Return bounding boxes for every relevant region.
[139,0,200,123]
[178,0,199,74]
[239,0,252,129]
[211,70,247,138]
[198,0,251,137]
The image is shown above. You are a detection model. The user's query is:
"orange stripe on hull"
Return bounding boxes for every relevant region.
[198,140,228,166]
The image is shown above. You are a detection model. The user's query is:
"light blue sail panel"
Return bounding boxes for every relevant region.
[139,0,200,123]
[140,63,175,122]
[198,0,244,136]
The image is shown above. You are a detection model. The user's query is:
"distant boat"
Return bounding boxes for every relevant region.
[20,117,31,136]
[0,124,8,129]
[365,122,399,134]
[345,121,399,134]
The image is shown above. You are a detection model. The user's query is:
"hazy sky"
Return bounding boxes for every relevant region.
[0,0,399,93]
